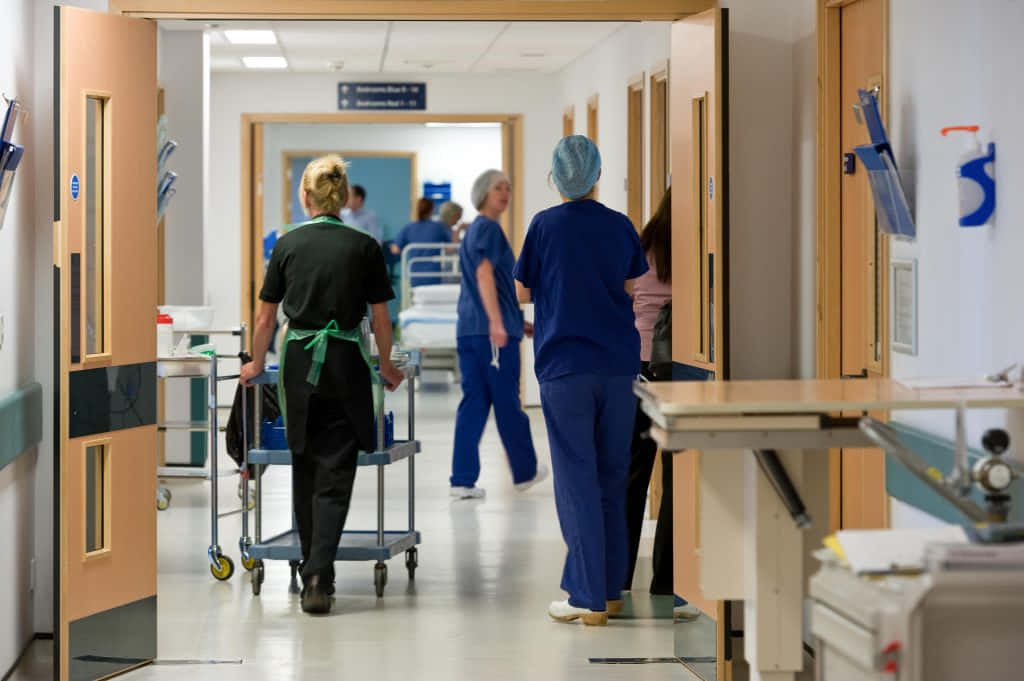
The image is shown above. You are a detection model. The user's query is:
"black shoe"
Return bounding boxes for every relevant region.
[301,570,336,596]
[301,575,333,615]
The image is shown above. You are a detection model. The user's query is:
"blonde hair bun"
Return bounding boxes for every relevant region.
[300,154,350,216]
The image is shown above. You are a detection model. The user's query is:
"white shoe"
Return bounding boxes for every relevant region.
[515,462,550,492]
[674,604,702,621]
[548,599,608,626]
[450,486,486,500]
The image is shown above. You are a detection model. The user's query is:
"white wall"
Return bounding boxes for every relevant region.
[0,1,39,670]
[207,71,560,331]
[886,0,1024,525]
[158,29,210,462]
[262,122,502,235]
[158,28,208,306]
[557,22,672,220]
[791,2,817,380]
[720,0,815,380]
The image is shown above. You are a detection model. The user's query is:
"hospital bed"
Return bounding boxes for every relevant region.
[398,243,461,376]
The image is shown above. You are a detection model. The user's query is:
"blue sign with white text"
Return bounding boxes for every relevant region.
[338,82,426,111]
[70,174,80,201]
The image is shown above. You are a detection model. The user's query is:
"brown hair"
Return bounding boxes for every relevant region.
[416,197,434,222]
[300,154,349,216]
[640,186,671,283]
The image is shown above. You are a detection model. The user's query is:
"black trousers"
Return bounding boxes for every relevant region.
[292,393,360,583]
[623,387,674,595]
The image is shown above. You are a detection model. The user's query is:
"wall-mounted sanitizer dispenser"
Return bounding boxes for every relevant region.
[941,125,996,228]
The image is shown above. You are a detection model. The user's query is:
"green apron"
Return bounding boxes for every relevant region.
[275,215,382,432]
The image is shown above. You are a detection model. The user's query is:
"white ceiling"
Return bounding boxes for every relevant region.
[159,20,628,74]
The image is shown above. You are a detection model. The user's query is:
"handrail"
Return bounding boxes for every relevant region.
[859,416,988,523]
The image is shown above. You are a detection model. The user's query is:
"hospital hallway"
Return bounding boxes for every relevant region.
[10,384,691,681]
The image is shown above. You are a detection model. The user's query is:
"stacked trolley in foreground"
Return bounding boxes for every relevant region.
[239,352,422,597]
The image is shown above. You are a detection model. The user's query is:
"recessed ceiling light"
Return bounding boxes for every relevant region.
[225,29,277,45]
[242,56,288,69]
[520,51,547,58]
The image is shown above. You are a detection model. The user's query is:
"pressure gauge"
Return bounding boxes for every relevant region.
[973,457,1015,493]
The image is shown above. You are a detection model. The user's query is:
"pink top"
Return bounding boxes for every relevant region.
[633,252,672,362]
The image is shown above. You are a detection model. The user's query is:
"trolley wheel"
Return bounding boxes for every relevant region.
[405,548,418,580]
[374,563,387,598]
[210,555,234,581]
[251,561,264,596]
[241,554,256,572]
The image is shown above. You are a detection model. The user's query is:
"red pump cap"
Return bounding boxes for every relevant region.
[941,125,980,136]
[157,313,173,324]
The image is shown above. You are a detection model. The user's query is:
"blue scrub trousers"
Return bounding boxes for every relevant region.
[451,335,538,487]
[540,373,636,612]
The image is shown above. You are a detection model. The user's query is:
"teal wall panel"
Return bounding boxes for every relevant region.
[0,382,43,472]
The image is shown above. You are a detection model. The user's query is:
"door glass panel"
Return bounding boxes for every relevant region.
[85,96,107,356]
[692,96,707,359]
[85,443,108,554]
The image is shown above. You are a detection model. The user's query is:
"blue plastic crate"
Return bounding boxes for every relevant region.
[373,412,394,451]
[261,416,288,450]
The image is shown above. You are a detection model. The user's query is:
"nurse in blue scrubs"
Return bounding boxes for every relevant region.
[450,169,549,500]
[514,136,648,625]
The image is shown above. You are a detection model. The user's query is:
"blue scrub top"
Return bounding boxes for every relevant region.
[396,220,451,286]
[457,216,524,339]
[514,200,648,382]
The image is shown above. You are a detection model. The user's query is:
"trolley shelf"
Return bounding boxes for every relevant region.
[248,440,420,467]
[249,529,421,563]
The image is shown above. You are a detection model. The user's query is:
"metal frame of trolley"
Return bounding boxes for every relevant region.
[239,351,422,597]
[156,326,246,512]
[155,330,245,582]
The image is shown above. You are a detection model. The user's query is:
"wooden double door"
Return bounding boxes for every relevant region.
[54,7,158,681]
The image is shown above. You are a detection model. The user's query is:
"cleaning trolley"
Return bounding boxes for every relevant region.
[239,350,421,597]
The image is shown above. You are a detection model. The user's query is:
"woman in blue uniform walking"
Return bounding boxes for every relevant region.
[514,136,648,625]
[450,169,548,499]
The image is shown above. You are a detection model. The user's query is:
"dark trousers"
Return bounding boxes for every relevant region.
[292,393,360,583]
[451,335,538,487]
[623,394,674,594]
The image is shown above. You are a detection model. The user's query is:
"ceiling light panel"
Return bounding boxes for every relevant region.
[242,56,288,69]
[225,29,277,45]
[273,21,389,51]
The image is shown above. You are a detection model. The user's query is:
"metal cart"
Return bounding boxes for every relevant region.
[240,352,421,598]
[156,326,246,510]
[156,350,240,582]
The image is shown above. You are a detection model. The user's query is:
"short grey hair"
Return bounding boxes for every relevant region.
[471,169,509,210]
[438,200,463,226]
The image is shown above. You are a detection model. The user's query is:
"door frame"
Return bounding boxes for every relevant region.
[108,0,713,20]
[241,113,521,338]
[626,73,645,229]
[816,0,891,530]
[279,150,418,226]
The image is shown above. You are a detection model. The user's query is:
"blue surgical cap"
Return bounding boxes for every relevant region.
[551,135,601,200]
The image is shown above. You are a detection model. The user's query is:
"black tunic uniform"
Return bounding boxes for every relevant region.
[260,215,394,582]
